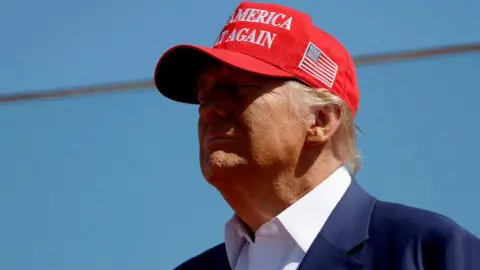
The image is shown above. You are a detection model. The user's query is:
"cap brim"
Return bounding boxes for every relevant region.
[154,45,293,104]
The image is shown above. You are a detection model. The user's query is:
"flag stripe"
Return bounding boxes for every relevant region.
[318,57,337,72]
[304,58,334,80]
[303,58,333,81]
[301,58,335,86]
[301,59,333,87]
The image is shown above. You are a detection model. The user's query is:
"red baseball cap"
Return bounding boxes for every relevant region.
[154,1,360,118]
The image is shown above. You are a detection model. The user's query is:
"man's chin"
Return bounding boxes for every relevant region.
[205,150,247,167]
[201,151,248,182]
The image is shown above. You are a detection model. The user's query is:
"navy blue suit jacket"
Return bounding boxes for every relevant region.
[174,181,480,269]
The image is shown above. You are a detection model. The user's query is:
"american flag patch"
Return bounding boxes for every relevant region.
[299,42,338,88]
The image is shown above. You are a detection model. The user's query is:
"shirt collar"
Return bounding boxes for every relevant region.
[224,215,251,267]
[276,165,352,251]
[224,165,352,265]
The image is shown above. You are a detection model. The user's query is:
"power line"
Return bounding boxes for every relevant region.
[1,42,479,104]
[0,80,153,104]
[353,42,480,65]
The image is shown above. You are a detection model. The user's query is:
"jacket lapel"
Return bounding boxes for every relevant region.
[297,236,364,269]
[298,180,376,270]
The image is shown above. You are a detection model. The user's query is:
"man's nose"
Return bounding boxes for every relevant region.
[198,97,229,124]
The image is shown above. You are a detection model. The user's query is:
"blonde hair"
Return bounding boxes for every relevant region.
[284,81,362,175]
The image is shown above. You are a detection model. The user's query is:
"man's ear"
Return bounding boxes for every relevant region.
[305,106,342,146]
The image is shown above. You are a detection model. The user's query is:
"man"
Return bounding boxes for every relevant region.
[154,2,480,269]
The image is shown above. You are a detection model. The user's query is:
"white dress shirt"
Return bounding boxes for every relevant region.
[224,166,352,270]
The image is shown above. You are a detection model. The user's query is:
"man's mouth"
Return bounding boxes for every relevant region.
[204,133,239,145]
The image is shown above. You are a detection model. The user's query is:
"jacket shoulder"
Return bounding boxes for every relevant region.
[372,200,476,240]
[174,243,227,270]
[369,200,480,269]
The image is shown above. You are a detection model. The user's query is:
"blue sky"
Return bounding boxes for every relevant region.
[1,0,479,269]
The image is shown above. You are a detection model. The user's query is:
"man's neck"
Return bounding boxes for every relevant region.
[217,159,343,232]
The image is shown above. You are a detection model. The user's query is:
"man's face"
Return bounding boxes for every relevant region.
[196,64,311,184]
